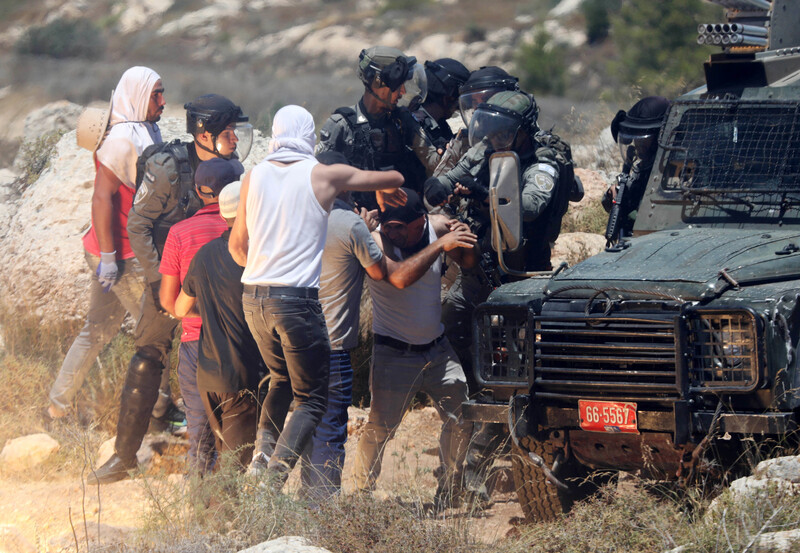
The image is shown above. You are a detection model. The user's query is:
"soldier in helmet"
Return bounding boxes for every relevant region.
[426,90,574,506]
[90,93,253,484]
[603,95,670,239]
[317,46,430,209]
[412,58,471,174]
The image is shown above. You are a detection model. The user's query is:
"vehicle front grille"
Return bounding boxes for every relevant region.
[533,310,681,402]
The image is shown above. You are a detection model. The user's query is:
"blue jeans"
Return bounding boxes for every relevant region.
[177,340,216,472]
[300,349,353,500]
[242,289,330,479]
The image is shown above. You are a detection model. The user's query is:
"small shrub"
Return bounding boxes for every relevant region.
[379,0,431,13]
[14,130,64,193]
[561,200,609,235]
[582,0,622,44]
[15,18,105,59]
[515,31,567,97]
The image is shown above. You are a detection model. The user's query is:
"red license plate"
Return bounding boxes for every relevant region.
[578,400,639,434]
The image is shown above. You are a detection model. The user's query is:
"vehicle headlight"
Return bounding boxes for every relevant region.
[687,309,761,391]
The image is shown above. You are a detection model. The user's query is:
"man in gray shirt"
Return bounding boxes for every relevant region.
[297,151,385,500]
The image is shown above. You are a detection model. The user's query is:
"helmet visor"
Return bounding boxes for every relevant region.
[617,131,657,165]
[233,122,253,162]
[459,87,507,126]
[396,63,427,111]
[468,108,520,151]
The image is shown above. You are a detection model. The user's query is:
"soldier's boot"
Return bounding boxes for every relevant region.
[461,422,504,509]
[89,351,163,485]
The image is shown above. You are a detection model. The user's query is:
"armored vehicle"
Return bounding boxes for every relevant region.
[466,0,800,521]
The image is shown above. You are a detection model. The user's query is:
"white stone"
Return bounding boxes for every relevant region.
[753,528,800,552]
[752,455,800,483]
[0,433,60,471]
[550,0,585,18]
[20,100,84,146]
[238,536,333,553]
[115,0,174,33]
[552,232,605,267]
[297,26,369,62]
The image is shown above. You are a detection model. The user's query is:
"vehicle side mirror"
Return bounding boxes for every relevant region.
[488,151,523,253]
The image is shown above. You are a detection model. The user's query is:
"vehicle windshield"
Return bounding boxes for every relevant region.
[661,100,800,196]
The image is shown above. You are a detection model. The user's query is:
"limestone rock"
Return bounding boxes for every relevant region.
[20,101,84,146]
[552,231,605,267]
[238,536,333,553]
[0,115,269,323]
[753,528,800,552]
[0,433,60,471]
[48,523,133,552]
[752,455,800,483]
[115,0,174,33]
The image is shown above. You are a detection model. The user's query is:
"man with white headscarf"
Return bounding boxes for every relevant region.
[46,66,170,421]
[228,105,405,488]
[91,93,252,485]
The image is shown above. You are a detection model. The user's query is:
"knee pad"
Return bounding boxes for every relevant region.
[129,352,163,379]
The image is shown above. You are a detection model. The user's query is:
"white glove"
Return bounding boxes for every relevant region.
[96,251,118,292]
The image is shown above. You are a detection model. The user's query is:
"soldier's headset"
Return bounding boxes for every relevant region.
[360,51,417,92]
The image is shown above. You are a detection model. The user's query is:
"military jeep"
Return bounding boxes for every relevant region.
[465,0,800,522]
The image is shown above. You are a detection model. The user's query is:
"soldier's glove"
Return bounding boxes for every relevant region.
[96,251,118,292]
[150,281,169,316]
[424,177,453,207]
[458,174,488,202]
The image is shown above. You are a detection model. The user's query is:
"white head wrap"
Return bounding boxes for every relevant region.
[265,105,317,163]
[96,66,163,188]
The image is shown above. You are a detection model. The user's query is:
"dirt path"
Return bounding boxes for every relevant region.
[0,407,522,552]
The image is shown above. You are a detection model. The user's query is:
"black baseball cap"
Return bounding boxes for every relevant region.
[380,188,426,224]
[195,157,244,197]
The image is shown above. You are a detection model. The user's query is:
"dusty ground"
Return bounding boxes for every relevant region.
[0,406,522,552]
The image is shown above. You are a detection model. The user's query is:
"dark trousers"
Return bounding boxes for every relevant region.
[242,290,330,478]
[201,389,258,469]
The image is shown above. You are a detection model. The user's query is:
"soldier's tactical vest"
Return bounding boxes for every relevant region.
[334,106,427,209]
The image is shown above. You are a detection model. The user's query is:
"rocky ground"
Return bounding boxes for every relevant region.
[0,406,523,552]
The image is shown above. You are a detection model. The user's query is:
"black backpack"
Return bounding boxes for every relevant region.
[134,138,198,220]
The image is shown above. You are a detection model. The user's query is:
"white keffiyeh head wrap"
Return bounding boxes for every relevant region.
[265,105,317,163]
[95,66,163,188]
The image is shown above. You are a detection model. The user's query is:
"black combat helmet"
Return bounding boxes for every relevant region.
[184,94,253,161]
[458,66,519,126]
[424,58,470,100]
[612,95,670,164]
[357,46,427,109]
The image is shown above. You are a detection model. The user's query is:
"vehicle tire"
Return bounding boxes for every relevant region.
[511,434,602,522]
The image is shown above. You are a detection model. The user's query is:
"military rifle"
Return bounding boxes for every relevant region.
[605,145,635,248]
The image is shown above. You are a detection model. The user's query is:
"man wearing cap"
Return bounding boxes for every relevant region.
[228,104,407,489]
[317,45,431,210]
[159,157,243,473]
[47,66,168,422]
[174,179,264,471]
[91,93,253,484]
[353,188,478,510]
[603,96,670,240]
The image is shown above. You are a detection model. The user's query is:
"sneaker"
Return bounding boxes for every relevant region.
[149,403,187,436]
[246,451,270,478]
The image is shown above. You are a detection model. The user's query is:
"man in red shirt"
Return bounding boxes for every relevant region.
[47,67,180,424]
[159,157,243,473]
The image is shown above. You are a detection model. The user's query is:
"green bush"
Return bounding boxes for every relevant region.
[515,30,567,97]
[15,18,105,59]
[582,0,622,44]
[611,0,723,97]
